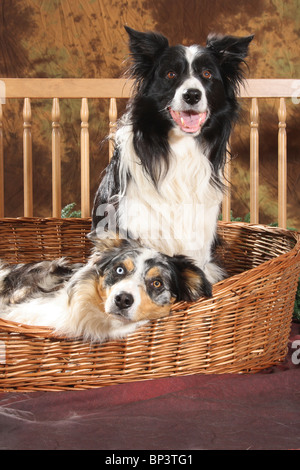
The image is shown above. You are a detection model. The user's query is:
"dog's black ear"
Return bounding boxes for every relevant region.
[124,26,169,80]
[206,34,254,58]
[206,34,254,91]
[170,255,212,302]
[125,26,169,59]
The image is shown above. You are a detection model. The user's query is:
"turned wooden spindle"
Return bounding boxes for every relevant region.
[250,98,259,224]
[52,98,61,217]
[81,98,90,218]
[23,98,33,217]
[278,97,287,228]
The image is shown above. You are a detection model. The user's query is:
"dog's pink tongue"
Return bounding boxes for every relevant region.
[169,108,207,133]
[181,111,200,127]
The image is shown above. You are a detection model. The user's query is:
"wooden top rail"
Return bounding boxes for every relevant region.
[0,78,297,99]
[241,79,297,98]
[1,78,132,99]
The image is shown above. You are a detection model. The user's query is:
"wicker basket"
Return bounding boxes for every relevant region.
[0,217,299,391]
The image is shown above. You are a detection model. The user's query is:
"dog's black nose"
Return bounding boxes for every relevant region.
[183,88,201,105]
[115,292,134,310]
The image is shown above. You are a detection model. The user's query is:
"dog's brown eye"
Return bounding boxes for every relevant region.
[202,70,212,79]
[166,71,177,80]
[152,280,162,289]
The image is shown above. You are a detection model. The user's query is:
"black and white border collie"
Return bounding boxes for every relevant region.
[92,27,253,284]
[0,234,211,342]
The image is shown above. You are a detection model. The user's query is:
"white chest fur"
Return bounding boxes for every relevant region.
[116,124,224,283]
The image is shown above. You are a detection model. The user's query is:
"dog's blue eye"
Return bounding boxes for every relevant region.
[116,266,125,275]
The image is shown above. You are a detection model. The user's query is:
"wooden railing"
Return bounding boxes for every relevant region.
[0,78,296,226]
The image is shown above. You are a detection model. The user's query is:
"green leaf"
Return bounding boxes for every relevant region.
[61,203,81,218]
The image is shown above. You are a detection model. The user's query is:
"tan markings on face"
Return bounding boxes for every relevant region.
[122,257,135,273]
[68,278,107,314]
[132,287,174,322]
[145,266,162,280]
[183,269,202,295]
[95,277,108,307]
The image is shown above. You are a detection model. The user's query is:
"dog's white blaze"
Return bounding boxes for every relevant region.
[168,45,208,134]
[185,45,201,67]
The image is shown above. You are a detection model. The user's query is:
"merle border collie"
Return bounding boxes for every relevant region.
[0,234,211,342]
[92,27,253,284]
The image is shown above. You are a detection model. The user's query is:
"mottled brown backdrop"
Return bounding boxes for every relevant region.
[0,0,299,228]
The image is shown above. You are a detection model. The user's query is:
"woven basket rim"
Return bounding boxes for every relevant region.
[0,219,299,341]
[0,216,298,230]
